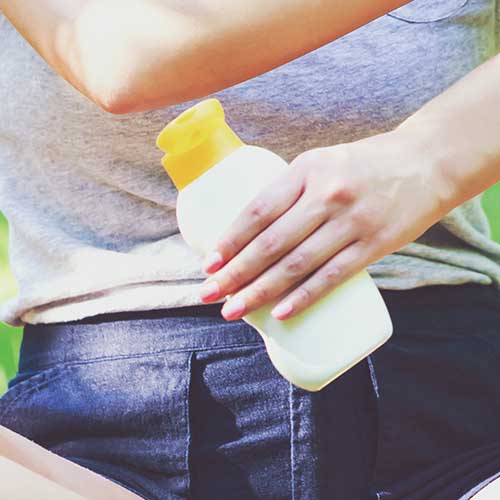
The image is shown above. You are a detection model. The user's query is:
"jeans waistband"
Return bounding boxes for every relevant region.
[19,283,500,372]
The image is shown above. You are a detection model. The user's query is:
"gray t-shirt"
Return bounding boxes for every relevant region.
[1,0,500,327]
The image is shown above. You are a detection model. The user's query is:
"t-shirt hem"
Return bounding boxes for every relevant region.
[1,269,496,327]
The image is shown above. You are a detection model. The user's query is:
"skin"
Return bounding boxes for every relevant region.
[0,0,413,496]
[0,0,410,113]
[0,424,142,499]
[199,53,500,321]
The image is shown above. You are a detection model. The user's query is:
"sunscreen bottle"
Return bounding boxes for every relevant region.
[157,98,393,391]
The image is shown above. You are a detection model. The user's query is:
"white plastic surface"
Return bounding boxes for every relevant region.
[177,145,393,391]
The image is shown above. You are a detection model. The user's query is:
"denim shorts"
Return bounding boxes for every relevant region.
[1,283,500,500]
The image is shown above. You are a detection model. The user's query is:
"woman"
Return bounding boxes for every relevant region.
[1,0,500,499]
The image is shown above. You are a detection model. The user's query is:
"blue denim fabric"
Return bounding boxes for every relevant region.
[1,283,500,500]
[369,284,500,500]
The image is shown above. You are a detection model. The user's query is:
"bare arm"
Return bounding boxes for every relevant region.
[396,53,500,210]
[199,52,500,321]
[0,424,141,499]
[0,0,409,113]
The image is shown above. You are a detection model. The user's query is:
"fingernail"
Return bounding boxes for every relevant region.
[203,251,224,273]
[271,301,293,320]
[200,280,221,302]
[221,297,246,320]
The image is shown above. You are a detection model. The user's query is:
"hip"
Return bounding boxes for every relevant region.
[1,283,500,499]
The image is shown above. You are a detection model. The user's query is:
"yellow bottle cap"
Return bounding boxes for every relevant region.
[156,98,244,190]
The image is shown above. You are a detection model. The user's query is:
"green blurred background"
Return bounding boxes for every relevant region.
[0,183,499,395]
[0,212,23,396]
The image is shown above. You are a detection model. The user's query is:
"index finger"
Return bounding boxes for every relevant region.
[202,169,305,273]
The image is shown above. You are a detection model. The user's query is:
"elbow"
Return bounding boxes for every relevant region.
[93,92,137,115]
[62,1,207,114]
[90,80,195,115]
[89,78,149,115]
[89,79,181,115]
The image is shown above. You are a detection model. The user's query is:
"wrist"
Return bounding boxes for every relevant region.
[392,116,464,218]
[396,109,500,213]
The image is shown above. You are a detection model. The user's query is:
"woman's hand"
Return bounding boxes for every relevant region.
[198,128,453,321]
[197,52,500,322]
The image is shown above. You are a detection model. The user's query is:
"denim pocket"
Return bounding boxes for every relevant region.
[387,0,469,23]
[0,351,194,498]
[0,364,68,422]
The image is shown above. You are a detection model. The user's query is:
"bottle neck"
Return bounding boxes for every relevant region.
[161,122,244,190]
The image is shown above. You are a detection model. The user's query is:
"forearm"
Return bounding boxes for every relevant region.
[397,54,500,213]
[0,425,140,499]
[1,0,409,113]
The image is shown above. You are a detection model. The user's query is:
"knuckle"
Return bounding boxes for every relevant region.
[218,237,240,257]
[371,228,392,250]
[257,230,282,256]
[323,263,342,283]
[350,208,372,232]
[247,198,269,222]
[293,148,328,175]
[294,149,319,168]
[250,281,271,303]
[284,252,310,276]
[294,286,312,304]
[324,181,358,206]
[225,266,247,289]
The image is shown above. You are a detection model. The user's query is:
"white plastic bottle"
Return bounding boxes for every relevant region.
[156,98,393,392]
